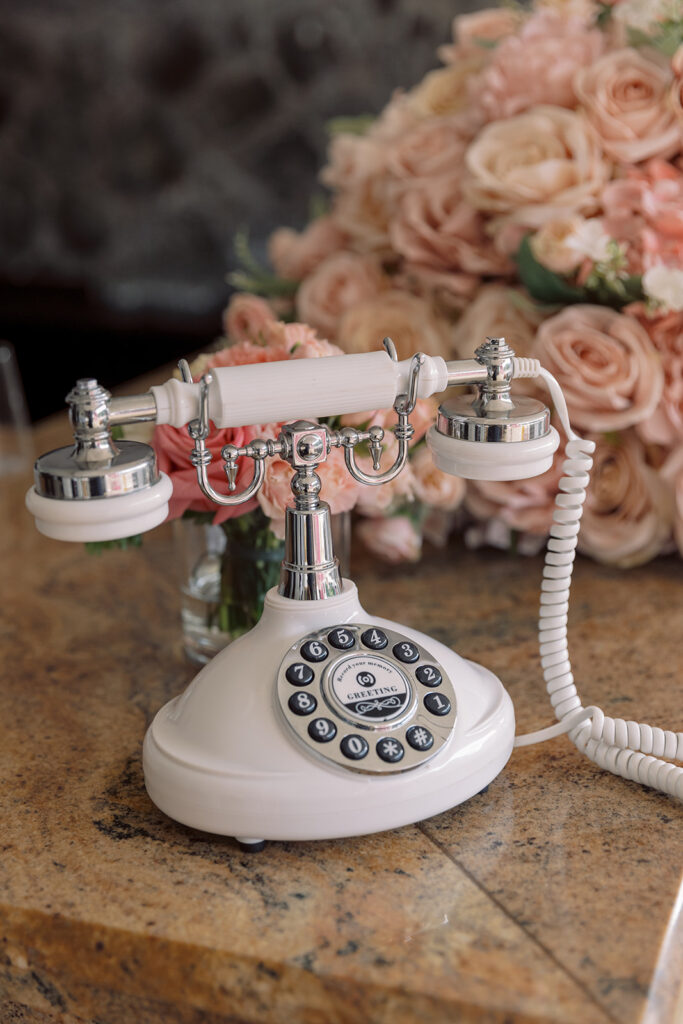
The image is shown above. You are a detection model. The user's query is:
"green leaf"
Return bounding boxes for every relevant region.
[595,2,613,28]
[85,535,142,555]
[326,114,375,136]
[515,235,586,305]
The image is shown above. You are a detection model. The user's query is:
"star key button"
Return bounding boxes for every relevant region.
[376,737,404,763]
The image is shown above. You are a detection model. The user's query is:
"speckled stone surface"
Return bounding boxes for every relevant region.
[1,414,682,1024]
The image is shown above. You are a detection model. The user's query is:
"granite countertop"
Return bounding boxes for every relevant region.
[1,411,682,1024]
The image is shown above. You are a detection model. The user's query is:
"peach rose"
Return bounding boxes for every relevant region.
[574,49,680,164]
[532,305,664,430]
[268,216,348,282]
[661,446,683,556]
[438,7,521,63]
[257,456,293,539]
[390,176,513,278]
[628,306,683,446]
[222,293,277,344]
[474,11,604,121]
[451,284,544,361]
[295,252,388,339]
[385,116,469,187]
[578,431,673,567]
[407,58,488,130]
[463,106,610,231]
[530,216,600,274]
[337,290,452,362]
[331,175,394,254]
[465,454,564,536]
[317,447,360,517]
[320,133,387,191]
[356,515,422,564]
[602,160,683,273]
[411,445,466,511]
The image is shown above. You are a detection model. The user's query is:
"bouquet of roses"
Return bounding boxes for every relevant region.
[233,0,683,568]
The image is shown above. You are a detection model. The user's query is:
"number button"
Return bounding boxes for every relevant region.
[416,664,442,687]
[340,734,369,760]
[423,692,451,717]
[361,628,388,651]
[376,737,404,763]
[308,718,337,743]
[288,691,317,716]
[406,725,434,751]
[328,627,355,650]
[301,640,329,663]
[392,641,419,664]
[286,662,314,686]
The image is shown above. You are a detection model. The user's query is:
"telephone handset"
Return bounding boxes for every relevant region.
[25,337,682,848]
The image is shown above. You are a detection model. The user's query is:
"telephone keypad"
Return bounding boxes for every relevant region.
[277,623,456,775]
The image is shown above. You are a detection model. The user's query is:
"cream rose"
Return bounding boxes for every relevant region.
[268,216,347,282]
[529,217,588,275]
[578,431,673,567]
[463,106,610,230]
[337,290,452,361]
[391,176,512,277]
[474,10,604,121]
[356,516,422,564]
[408,58,487,124]
[411,445,466,511]
[451,284,544,361]
[574,49,680,164]
[295,252,388,339]
[532,305,664,430]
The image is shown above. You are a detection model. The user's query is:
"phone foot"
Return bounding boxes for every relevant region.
[236,838,266,852]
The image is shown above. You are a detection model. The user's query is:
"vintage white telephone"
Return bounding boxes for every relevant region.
[25,336,682,848]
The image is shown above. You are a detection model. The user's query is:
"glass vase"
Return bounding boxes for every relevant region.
[176,508,351,665]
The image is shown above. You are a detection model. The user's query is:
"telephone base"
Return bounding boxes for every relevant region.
[143,581,515,842]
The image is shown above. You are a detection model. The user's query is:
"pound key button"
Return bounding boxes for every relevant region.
[393,641,420,664]
[406,725,434,751]
[423,692,451,717]
[288,691,317,716]
[361,628,388,651]
[286,662,314,686]
[415,664,442,687]
[301,640,329,663]
[376,737,404,763]
[308,718,337,743]
[340,734,369,761]
[328,627,355,650]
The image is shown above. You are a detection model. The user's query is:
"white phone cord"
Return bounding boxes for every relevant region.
[512,358,683,800]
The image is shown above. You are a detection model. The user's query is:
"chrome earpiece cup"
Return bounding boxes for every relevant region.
[25,473,173,541]
[426,425,560,481]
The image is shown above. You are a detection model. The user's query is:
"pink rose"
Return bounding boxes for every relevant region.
[662,446,683,556]
[628,306,683,445]
[391,176,512,278]
[337,290,452,362]
[408,59,488,124]
[439,7,521,63]
[222,293,277,344]
[532,305,664,430]
[385,116,468,188]
[317,447,360,517]
[295,252,388,340]
[355,433,416,516]
[465,455,564,536]
[411,445,466,511]
[474,11,604,121]
[259,320,342,360]
[357,515,422,564]
[463,106,610,231]
[331,175,394,254]
[321,133,388,191]
[256,456,293,539]
[268,216,348,282]
[601,160,683,272]
[451,284,544,361]
[574,49,680,163]
[579,431,673,567]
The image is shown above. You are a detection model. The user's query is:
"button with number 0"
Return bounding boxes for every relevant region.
[423,692,451,717]
[301,640,329,663]
[288,691,317,716]
[308,717,337,743]
[286,662,314,686]
[393,641,419,664]
[361,628,388,651]
[328,627,355,650]
[340,734,369,760]
[416,664,442,687]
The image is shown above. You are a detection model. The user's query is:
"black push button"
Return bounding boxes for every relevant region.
[423,692,451,717]
[288,691,317,716]
[286,662,314,686]
[301,640,329,663]
[415,664,442,687]
[406,725,434,751]
[361,628,388,651]
[393,641,419,664]
[340,734,369,760]
[308,718,337,743]
[376,737,404,763]
[328,627,355,650]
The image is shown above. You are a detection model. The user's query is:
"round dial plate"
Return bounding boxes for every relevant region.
[277,622,457,775]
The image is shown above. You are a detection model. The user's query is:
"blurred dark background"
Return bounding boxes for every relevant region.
[0,0,482,420]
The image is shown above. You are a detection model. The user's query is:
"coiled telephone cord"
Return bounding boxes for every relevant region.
[512,360,683,800]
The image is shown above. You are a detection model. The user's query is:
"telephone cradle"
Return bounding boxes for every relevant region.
[26,337,683,846]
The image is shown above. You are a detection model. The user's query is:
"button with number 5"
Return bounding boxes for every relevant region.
[328,627,355,650]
